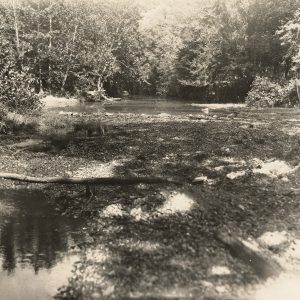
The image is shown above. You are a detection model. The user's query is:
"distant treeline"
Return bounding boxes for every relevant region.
[1,0,300,104]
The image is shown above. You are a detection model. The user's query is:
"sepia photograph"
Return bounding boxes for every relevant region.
[0,0,299,299]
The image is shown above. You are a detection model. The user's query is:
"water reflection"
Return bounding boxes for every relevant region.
[0,189,84,299]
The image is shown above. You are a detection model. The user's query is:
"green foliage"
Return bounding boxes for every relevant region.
[281,79,300,107]
[1,0,300,105]
[246,77,281,108]
[0,69,40,112]
[0,0,145,98]
[277,9,300,76]
[176,0,251,101]
[245,76,297,108]
[246,76,286,108]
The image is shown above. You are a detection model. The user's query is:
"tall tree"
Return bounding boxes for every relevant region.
[278,9,300,101]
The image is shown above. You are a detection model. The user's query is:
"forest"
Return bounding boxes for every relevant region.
[1,0,300,112]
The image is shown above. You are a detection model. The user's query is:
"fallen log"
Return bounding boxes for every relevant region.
[102,95,122,101]
[0,172,180,185]
[216,231,283,279]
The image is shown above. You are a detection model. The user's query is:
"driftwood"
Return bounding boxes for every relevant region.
[217,231,283,279]
[102,95,122,101]
[0,172,180,185]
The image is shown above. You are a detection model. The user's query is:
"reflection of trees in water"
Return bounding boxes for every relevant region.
[0,190,81,274]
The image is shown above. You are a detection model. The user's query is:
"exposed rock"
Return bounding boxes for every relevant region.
[102,204,125,218]
[226,170,246,179]
[214,166,225,171]
[157,191,195,215]
[253,160,299,178]
[211,266,231,276]
[281,176,289,182]
[187,114,205,120]
[215,285,227,293]
[257,231,289,250]
[158,113,170,117]
[130,207,149,221]
[193,176,208,183]
[193,176,216,185]
[284,239,300,260]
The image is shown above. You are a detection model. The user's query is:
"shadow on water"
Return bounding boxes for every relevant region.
[0,189,85,300]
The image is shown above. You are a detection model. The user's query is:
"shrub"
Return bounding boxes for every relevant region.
[246,76,283,108]
[246,76,300,108]
[0,69,41,113]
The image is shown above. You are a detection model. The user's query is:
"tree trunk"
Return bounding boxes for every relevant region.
[61,25,78,92]
[296,79,300,106]
[217,231,283,279]
[97,76,103,92]
[0,173,180,185]
[61,66,70,91]
[48,0,52,94]
[12,0,20,53]
[37,2,43,94]
[39,66,43,94]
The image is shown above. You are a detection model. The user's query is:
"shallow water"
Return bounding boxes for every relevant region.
[47,96,300,122]
[48,96,246,115]
[0,190,85,300]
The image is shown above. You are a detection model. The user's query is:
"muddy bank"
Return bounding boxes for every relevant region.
[0,108,299,299]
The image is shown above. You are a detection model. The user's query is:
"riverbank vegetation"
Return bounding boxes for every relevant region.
[1,0,300,109]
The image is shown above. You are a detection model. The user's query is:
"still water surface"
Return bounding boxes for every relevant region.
[0,190,84,300]
[49,96,246,115]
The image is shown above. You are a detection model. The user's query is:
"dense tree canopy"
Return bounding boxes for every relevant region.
[1,0,300,105]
